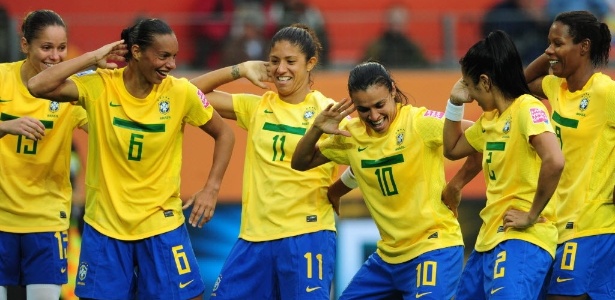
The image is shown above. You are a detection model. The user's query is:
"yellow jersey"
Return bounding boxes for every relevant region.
[232,90,338,241]
[71,68,213,240]
[465,95,558,256]
[319,104,463,264]
[0,60,87,233]
[543,73,615,243]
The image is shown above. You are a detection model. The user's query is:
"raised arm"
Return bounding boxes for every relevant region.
[28,40,127,102]
[443,80,479,160]
[524,54,550,99]
[190,61,271,120]
[291,98,354,171]
[184,111,235,228]
[503,132,564,229]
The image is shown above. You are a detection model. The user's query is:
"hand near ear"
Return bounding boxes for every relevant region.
[92,40,127,69]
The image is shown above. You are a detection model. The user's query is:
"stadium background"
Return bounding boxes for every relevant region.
[2,0,614,299]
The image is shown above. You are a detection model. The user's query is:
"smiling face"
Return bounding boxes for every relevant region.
[133,33,178,85]
[21,25,67,75]
[352,83,397,133]
[545,21,585,79]
[268,40,316,99]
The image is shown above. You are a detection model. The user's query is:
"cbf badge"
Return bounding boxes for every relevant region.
[304,107,315,120]
[579,97,589,111]
[502,119,511,133]
[49,101,60,113]
[395,128,406,150]
[159,96,170,114]
[396,128,405,145]
[77,262,88,282]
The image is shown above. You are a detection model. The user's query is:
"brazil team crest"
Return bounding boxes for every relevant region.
[579,94,589,111]
[502,118,511,134]
[395,128,406,150]
[158,96,170,114]
[78,262,88,281]
[303,107,316,120]
[49,101,60,113]
[396,128,405,145]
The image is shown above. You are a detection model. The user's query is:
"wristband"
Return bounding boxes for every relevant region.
[445,99,464,121]
[340,167,358,189]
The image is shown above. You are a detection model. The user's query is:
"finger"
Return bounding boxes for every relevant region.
[182,197,194,210]
[198,209,213,228]
[189,203,203,227]
[32,119,46,132]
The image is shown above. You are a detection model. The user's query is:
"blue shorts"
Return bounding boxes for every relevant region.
[456,240,552,300]
[75,223,204,300]
[339,246,463,300]
[547,234,615,298]
[0,231,68,285]
[210,230,336,299]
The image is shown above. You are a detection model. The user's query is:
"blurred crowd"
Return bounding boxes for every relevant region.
[2,0,615,70]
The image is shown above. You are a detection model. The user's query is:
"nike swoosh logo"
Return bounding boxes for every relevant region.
[0,99,12,102]
[109,102,122,107]
[415,292,432,298]
[305,286,321,292]
[556,277,574,283]
[264,109,273,113]
[61,268,66,273]
[490,287,504,294]
[358,147,367,152]
[179,279,194,288]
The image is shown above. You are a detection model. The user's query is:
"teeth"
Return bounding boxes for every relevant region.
[371,119,384,126]
[277,76,291,81]
[549,60,558,66]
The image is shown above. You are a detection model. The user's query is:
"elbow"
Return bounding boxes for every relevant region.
[443,151,456,161]
[553,156,565,177]
[27,80,42,98]
[290,154,311,171]
[290,160,308,171]
[27,78,49,98]
[546,154,565,178]
[443,148,464,161]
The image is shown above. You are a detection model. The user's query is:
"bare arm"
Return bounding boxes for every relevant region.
[503,132,564,229]
[184,111,235,228]
[443,80,479,160]
[190,61,271,120]
[0,117,45,140]
[327,167,358,216]
[442,151,483,217]
[524,54,550,99]
[291,98,354,171]
[28,40,127,102]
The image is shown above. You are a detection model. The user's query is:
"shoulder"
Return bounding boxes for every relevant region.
[308,90,337,106]
[409,105,445,124]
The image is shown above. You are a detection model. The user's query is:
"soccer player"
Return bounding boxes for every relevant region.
[0,10,88,300]
[444,30,564,299]
[190,24,340,299]
[27,18,235,299]
[525,10,615,300]
[291,61,482,299]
